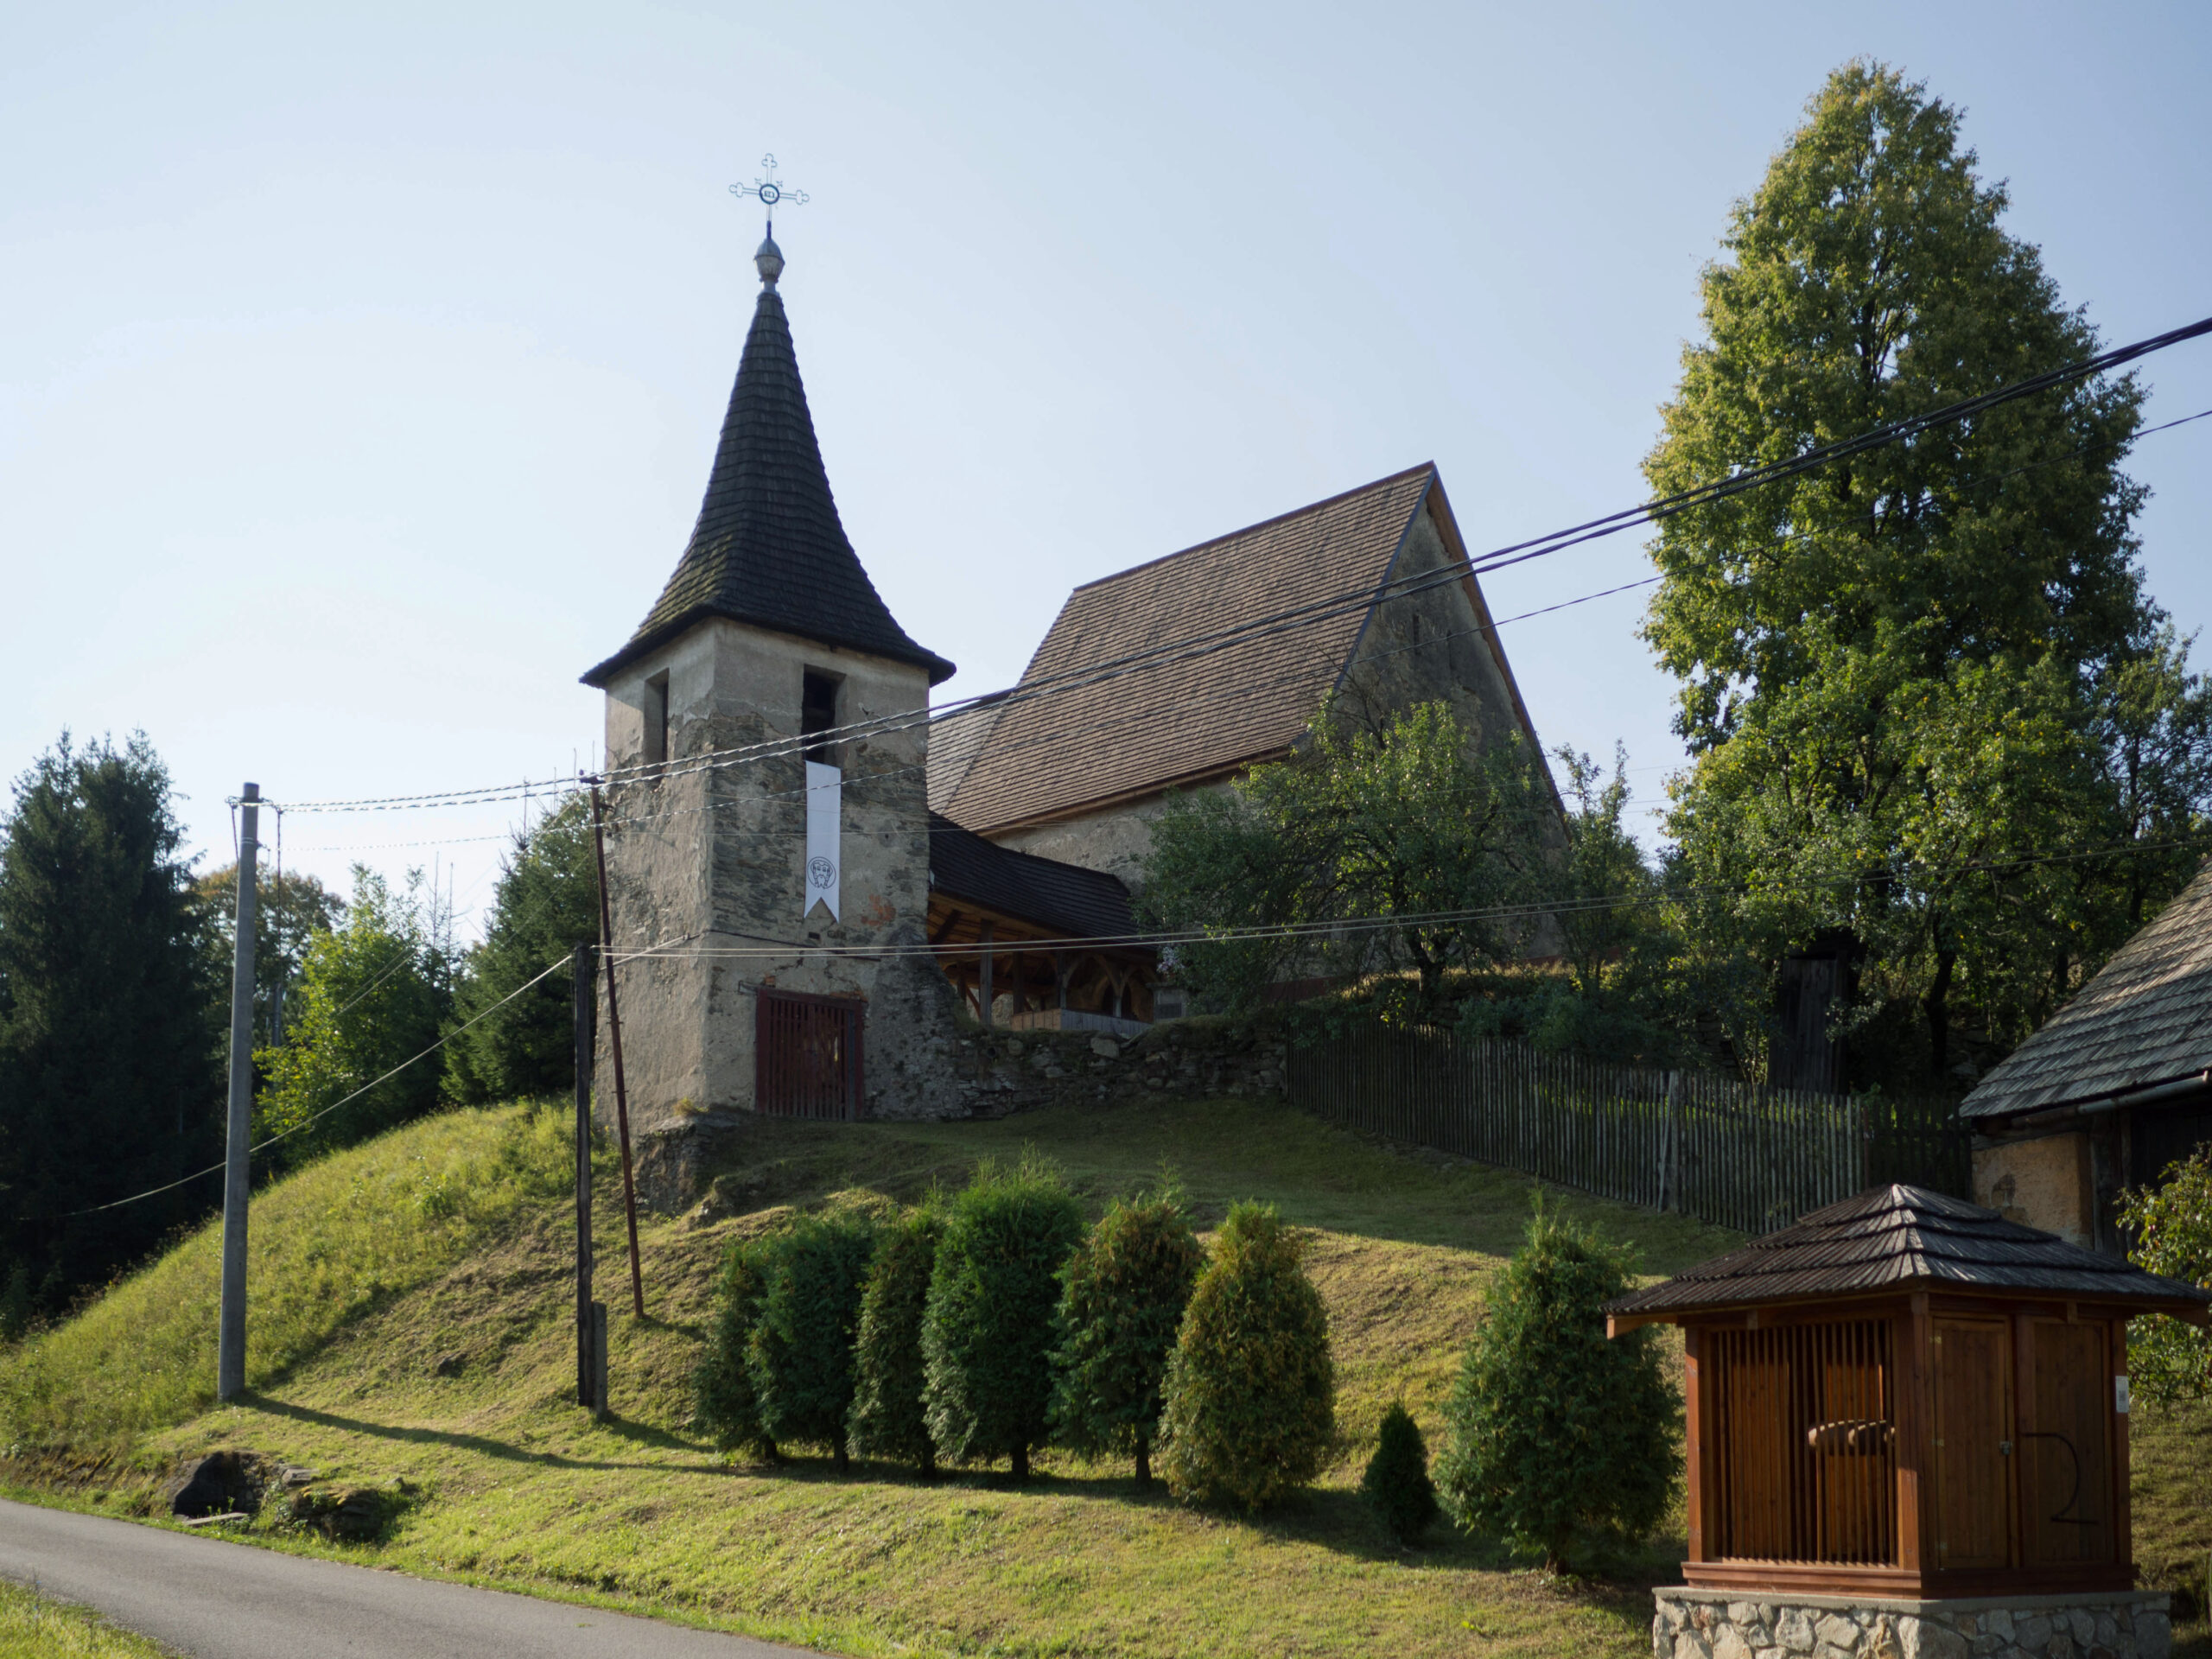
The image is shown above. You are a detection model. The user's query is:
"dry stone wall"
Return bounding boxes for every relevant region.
[1654,1590,2171,1659]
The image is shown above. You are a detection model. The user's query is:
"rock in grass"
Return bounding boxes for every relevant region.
[1360,1402,1439,1545]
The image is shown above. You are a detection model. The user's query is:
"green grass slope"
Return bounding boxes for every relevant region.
[3,1097,2205,1659]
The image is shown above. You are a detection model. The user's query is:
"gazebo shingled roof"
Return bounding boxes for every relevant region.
[1605,1184,2210,1325]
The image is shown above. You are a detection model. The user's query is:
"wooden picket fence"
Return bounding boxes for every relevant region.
[1287,1025,1969,1236]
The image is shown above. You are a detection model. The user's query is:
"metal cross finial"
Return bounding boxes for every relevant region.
[729,153,810,233]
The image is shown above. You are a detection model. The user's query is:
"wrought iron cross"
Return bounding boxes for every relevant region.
[729,154,810,233]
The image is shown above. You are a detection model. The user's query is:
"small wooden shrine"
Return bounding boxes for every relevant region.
[1605,1185,2209,1599]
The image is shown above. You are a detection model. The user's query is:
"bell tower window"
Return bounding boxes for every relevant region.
[802,670,840,763]
[643,671,671,766]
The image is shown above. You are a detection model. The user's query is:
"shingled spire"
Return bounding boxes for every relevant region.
[582,236,954,688]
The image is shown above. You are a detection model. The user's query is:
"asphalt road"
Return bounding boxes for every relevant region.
[0,1497,817,1658]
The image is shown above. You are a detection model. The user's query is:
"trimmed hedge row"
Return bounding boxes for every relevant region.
[695,1161,1335,1507]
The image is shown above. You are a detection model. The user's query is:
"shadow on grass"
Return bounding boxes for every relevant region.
[238,1392,710,1475]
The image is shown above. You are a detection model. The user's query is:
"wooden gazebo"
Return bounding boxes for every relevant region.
[1605,1185,2209,1599]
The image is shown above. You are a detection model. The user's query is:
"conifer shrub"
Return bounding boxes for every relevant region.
[847,1204,944,1473]
[695,1231,779,1460]
[1049,1187,1205,1484]
[922,1159,1089,1479]
[1156,1201,1335,1510]
[1360,1402,1440,1545]
[1433,1205,1676,1573]
[747,1211,879,1471]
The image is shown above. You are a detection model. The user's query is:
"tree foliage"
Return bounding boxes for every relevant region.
[1642,61,2212,1084]
[696,1231,779,1459]
[255,865,454,1166]
[921,1158,1088,1479]
[2115,1149,2212,1405]
[1434,1206,1675,1571]
[444,798,598,1105]
[847,1205,945,1473]
[1156,1201,1335,1510]
[0,734,223,1307]
[1049,1186,1205,1484]
[747,1211,878,1470]
[195,861,344,1046]
[1141,699,1554,1012]
[1361,1401,1440,1546]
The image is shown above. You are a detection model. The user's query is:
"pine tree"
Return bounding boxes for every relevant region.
[921,1159,1088,1480]
[747,1211,878,1471]
[1156,1202,1334,1510]
[1048,1188,1205,1484]
[1433,1206,1675,1572]
[1360,1402,1440,1546]
[848,1205,944,1474]
[0,734,222,1306]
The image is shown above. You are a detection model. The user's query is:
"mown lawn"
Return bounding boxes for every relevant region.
[0,1580,175,1658]
[3,1096,2204,1659]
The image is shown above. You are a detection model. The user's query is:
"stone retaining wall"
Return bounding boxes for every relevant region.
[1654,1588,2171,1659]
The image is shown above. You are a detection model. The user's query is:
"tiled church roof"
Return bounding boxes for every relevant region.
[582,270,953,689]
[942,465,1440,832]
[1962,858,2212,1120]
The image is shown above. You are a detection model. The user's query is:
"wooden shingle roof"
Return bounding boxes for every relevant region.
[1961,859,2212,1121]
[1605,1185,2210,1324]
[940,465,1440,833]
[928,815,1137,942]
[583,276,953,690]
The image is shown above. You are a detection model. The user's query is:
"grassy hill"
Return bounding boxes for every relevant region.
[3,1096,2205,1659]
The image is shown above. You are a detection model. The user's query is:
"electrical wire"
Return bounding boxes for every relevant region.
[8,957,571,1224]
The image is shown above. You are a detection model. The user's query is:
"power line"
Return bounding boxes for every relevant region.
[261,324,2212,818]
[10,957,570,1224]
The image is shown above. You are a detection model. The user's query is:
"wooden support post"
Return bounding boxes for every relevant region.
[588,783,645,1319]
[574,942,596,1408]
[978,919,995,1031]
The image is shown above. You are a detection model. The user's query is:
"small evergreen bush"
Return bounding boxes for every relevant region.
[922,1158,1089,1479]
[1360,1402,1439,1545]
[847,1205,945,1473]
[695,1231,779,1460]
[747,1211,879,1471]
[2116,1147,2212,1402]
[1433,1205,1676,1572]
[1156,1201,1335,1510]
[1049,1187,1205,1484]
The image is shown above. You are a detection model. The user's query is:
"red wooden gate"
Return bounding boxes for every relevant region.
[755,989,864,1119]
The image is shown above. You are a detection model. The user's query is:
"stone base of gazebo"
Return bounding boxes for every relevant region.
[1654,1587,2172,1659]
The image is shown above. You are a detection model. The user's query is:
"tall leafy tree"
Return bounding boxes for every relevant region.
[255,865,453,1166]
[444,798,598,1104]
[1141,699,1554,1012]
[1642,61,2210,1082]
[0,734,222,1306]
[196,862,344,1046]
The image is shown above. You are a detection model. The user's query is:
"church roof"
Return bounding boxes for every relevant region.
[928,814,1137,942]
[1962,857,2212,1120]
[582,270,954,690]
[940,464,1446,832]
[1603,1184,2211,1323]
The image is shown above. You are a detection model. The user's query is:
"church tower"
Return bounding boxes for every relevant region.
[582,227,966,1142]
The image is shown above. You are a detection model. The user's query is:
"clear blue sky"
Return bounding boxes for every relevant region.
[5,1,2208,935]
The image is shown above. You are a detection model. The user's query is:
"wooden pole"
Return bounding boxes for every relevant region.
[588,783,645,1319]
[978,919,995,1031]
[573,940,596,1407]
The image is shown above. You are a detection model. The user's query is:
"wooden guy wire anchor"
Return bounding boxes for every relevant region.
[588,782,645,1319]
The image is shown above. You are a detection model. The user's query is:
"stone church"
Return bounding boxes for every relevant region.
[582,232,1556,1135]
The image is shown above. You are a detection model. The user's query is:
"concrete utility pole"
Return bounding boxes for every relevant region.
[217,783,260,1402]
[573,941,595,1408]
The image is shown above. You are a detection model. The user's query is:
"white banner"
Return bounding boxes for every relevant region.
[804,760,841,920]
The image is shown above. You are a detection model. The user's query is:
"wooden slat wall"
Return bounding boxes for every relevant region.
[1287,1027,1967,1234]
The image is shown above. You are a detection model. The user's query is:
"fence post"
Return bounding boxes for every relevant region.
[1657,1069,1681,1213]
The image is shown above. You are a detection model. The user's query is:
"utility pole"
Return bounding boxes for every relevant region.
[587,782,645,1319]
[217,783,259,1402]
[573,940,596,1408]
